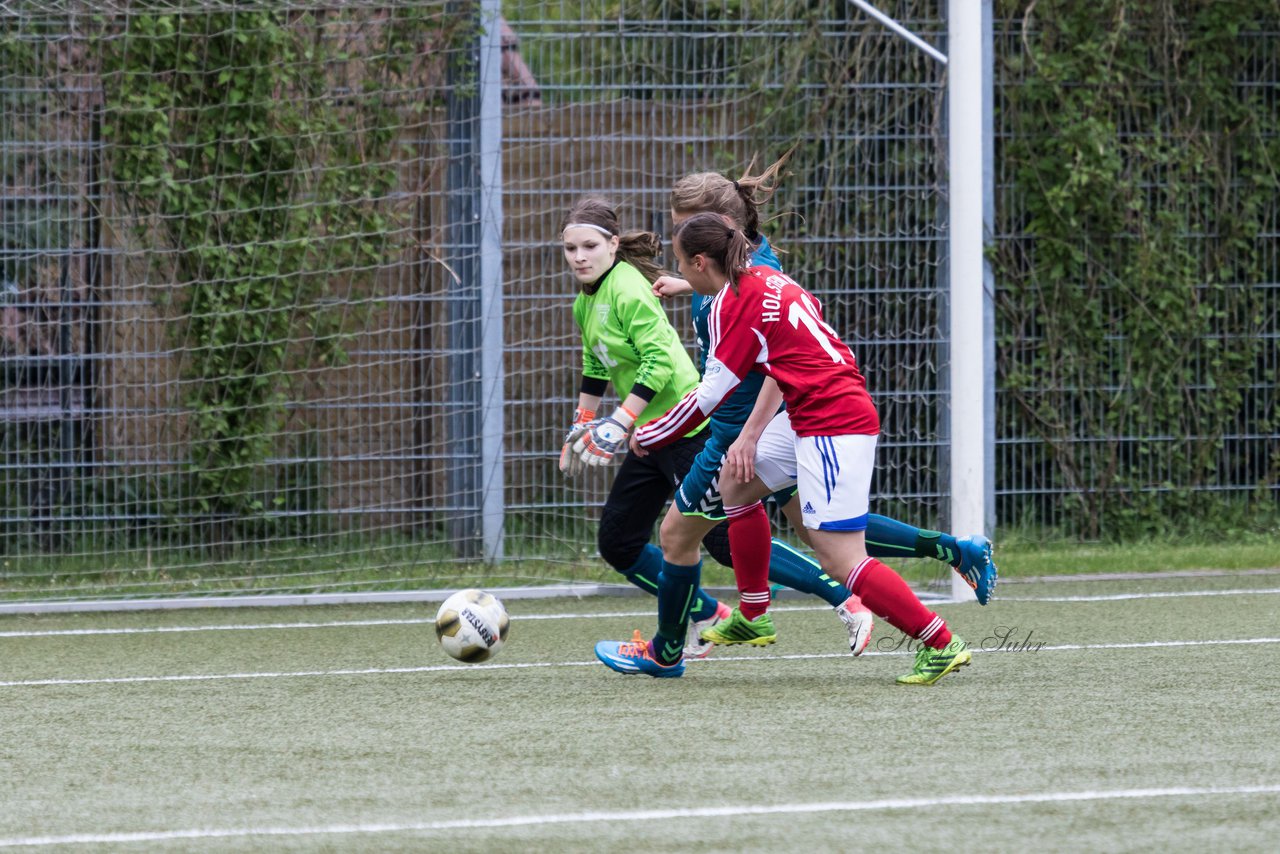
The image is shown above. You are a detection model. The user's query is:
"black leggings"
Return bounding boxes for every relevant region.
[597,431,734,571]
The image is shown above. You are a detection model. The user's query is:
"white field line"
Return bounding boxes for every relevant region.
[0,607,846,638]
[1,785,1277,848]
[0,617,443,638]
[2,636,1279,689]
[4,585,1280,639]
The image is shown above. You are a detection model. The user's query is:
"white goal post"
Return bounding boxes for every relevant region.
[946,0,996,602]
[849,0,995,602]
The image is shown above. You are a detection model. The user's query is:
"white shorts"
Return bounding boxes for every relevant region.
[753,410,877,531]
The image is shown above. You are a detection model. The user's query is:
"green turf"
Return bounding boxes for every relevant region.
[2,573,1279,851]
[993,537,1280,576]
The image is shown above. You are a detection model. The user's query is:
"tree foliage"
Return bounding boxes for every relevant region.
[993,0,1278,537]
[97,7,450,541]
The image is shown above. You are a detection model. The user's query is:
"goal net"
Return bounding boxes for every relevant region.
[1,0,952,605]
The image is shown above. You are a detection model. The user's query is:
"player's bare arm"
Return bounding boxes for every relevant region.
[724,375,784,484]
[652,275,694,299]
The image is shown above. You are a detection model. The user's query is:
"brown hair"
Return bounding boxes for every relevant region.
[672,212,754,292]
[669,147,795,240]
[561,197,662,284]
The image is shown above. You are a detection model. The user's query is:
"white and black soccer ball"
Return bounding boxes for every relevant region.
[434,589,509,663]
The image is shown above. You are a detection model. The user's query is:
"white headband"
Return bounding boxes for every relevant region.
[562,222,615,238]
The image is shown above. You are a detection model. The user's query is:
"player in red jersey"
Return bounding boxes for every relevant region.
[633,212,972,685]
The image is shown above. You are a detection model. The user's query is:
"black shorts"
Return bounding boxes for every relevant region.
[605,432,706,516]
[595,431,709,569]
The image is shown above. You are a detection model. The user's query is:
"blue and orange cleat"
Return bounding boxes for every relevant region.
[595,630,686,678]
[955,535,998,605]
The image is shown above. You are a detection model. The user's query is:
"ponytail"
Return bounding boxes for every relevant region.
[672,212,754,292]
[732,145,794,239]
[670,145,795,240]
[616,230,662,282]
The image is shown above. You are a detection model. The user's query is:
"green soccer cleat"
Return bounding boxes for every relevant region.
[895,637,972,685]
[699,608,777,646]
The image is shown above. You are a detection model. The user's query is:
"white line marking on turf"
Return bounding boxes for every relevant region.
[0,618,439,638]
[0,607,824,638]
[0,662,582,687]
[6,585,1280,638]
[1,785,1276,847]
[2,637,1278,688]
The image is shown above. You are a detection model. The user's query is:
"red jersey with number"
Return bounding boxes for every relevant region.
[636,266,879,449]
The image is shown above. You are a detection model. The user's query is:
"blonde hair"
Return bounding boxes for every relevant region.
[669,147,795,240]
[561,197,662,284]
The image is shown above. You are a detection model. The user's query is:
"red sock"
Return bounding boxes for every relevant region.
[726,502,771,620]
[847,557,952,649]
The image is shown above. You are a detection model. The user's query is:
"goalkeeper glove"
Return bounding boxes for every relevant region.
[573,406,638,467]
[558,407,596,478]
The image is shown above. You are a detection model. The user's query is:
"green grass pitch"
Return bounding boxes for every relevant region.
[2,571,1279,851]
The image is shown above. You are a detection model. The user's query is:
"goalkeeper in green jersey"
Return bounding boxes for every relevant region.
[558,196,736,630]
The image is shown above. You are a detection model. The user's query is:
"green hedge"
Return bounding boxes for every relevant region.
[994,0,1278,537]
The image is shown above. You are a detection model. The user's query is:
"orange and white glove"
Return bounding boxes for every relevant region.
[558,407,596,478]
[572,405,637,468]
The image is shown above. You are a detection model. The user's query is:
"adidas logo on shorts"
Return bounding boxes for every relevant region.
[802,502,815,514]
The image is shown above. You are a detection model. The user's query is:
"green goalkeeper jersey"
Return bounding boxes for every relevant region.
[573,261,703,430]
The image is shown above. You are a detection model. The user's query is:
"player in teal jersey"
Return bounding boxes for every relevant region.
[596,156,997,678]
[655,213,882,659]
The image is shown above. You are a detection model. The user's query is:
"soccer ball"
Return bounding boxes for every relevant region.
[434,589,509,663]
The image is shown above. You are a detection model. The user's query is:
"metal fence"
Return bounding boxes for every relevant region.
[499,0,954,564]
[0,2,1274,601]
[992,17,1279,538]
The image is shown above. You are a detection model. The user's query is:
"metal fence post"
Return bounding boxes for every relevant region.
[478,0,505,561]
[445,1,482,558]
[445,0,504,560]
